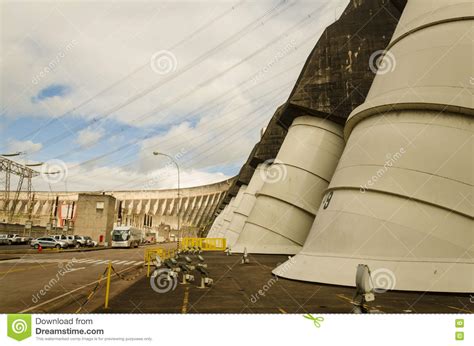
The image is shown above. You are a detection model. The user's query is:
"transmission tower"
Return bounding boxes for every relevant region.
[0,154,40,224]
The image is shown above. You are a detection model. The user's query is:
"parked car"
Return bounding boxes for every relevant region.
[30,237,68,249]
[7,234,28,245]
[0,234,9,245]
[86,236,98,247]
[65,235,79,248]
[50,234,68,246]
[75,235,93,247]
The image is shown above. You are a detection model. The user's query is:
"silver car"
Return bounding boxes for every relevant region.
[75,235,93,247]
[30,237,68,249]
[0,234,8,245]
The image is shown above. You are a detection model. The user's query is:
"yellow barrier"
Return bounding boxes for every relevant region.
[104,261,112,309]
[180,238,226,251]
[144,247,177,277]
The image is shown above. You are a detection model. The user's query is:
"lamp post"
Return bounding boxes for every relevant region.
[153,151,180,249]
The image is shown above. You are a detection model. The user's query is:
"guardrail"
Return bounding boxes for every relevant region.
[144,247,177,277]
[180,238,226,251]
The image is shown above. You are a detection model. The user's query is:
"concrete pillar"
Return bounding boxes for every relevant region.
[274,0,473,292]
[222,185,247,245]
[224,171,265,247]
[233,116,345,254]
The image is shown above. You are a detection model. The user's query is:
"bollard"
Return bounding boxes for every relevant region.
[104,261,112,309]
[38,244,42,253]
[147,258,151,277]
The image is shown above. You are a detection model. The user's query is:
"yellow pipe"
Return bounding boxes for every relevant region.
[104,261,112,309]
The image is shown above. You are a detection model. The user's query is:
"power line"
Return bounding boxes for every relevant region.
[10,0,247,142]
[33,0,293,151]
[50,0,327,160]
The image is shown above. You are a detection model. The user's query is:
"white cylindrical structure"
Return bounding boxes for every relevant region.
[224,165,266,246]
[207,209,226,238]
[274,0,474,293]
[233,116,345,254]
[216,197,235,238]
[222,185,247,245]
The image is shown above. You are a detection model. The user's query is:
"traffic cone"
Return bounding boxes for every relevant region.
[38,244,42,253]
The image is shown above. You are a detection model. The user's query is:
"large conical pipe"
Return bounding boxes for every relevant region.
[224,165,266,246]
[216,197,235,238]
[207,209,225,238]
[222,185,247,244]
[274,0,473,292]
[233,116,345,254]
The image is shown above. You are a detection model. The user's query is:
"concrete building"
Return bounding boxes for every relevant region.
[0,178,233,243]
[74,194,116,245]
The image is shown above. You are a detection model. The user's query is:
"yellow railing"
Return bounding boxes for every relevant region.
[144,247,177,263]
[144,247,177,277]
[180,237,226,251]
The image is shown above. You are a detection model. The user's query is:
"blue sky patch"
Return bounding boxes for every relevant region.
[33,84,71,102]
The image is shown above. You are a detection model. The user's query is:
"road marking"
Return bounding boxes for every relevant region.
[181,287,190,314]
[74,259,91,263]
[19,265,141,313]
[67,267,86,272]
[0,258,145,267]
[0,263,60,275]
[447,305,472,313]
[82,259,98,263]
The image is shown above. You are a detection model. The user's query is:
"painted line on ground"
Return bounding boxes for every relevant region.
[19,265,142,313]
[181,287,190,314]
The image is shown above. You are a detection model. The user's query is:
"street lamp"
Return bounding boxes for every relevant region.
[153,151,181,248]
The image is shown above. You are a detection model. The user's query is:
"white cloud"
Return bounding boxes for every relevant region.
[1,0,348,190]
[31,161,230,192]
[6,139,43,155]
[76,127,105,149]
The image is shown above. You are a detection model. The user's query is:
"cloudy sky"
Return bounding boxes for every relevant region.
[1,0,347,192]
